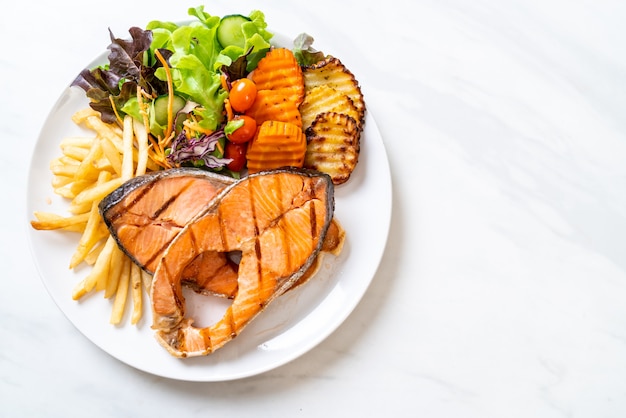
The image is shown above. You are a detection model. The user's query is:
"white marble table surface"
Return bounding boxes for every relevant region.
[2,0,625,416]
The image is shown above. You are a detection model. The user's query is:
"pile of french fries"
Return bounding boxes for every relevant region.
[31,108,158,325]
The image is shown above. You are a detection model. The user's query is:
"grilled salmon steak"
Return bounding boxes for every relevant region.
[101,167,344,300]
[150,168,334,357]
[100,168,240,297]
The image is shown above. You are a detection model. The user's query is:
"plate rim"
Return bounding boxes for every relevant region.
[26,28,392,382]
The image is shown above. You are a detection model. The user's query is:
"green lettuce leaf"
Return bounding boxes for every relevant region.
[146,7,273,131]
[292,33,326,67]
[73,6,274,134]
[148,16,225,130]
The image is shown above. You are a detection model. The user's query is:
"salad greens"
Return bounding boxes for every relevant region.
[70,5,325,176]
[73,6,272,133]
[292,33,325,67]
[71,27,162,124]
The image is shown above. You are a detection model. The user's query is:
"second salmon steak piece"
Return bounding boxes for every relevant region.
[150,168,335,358]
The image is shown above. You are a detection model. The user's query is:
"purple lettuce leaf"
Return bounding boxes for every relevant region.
[167,130,232,169]
[71,27,167,123]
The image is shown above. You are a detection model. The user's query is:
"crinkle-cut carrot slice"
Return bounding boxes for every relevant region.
[246,120,307,174]
[244,89,302,128]
[251,48,305,107]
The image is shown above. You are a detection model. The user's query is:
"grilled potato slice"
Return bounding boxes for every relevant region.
[299,85,361,131]
[304,112,361,185]
[302,57,365,123]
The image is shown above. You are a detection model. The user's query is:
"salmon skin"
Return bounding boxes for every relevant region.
[99,168,239,296]
[150,168,335,357]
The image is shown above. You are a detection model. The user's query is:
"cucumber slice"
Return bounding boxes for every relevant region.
[217,14,251,48]
[153,95,187,126]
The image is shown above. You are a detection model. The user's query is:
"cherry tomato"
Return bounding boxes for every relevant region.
[225,141,248,172]
[229,78,257,112]
[226,115,257,144]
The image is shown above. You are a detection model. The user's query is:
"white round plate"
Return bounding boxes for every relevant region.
[26,31,392,382]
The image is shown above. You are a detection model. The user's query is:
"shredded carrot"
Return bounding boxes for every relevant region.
[154,49,175,140]
[220,73,229,92]
[136,88,150,132]
[181,119,195,134]
[108,96,124,125]
[182,117,214,136]
[224,98,234,121]
[216,140,225,155]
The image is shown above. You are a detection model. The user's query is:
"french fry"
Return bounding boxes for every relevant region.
[72,176,123,208]
[51,175,73,189]
[60,136,94,149]
[100,130,125,154]
[105,246,125,299]
[69,178,95,197]
[67,200,93,216]
[74,138,103,182]
[95,236,117,292]
[130,263,143,325]
[134,118,149,177]
[54,184,77,199]
[50,161,79,178]
[68,207,105,268]
[57,155,82,167]
[110,256,131,325]
[69,171,109,269]
[71,278,90,301]
[30,211,90,230]
[141,269,152,293]
[59,224,88,233]
[61,145,89,161]
[82,113,124,139]
[72,107,101,124]
[84,240,105,265]
[32,106,167,326]
[121,115,134,180]
[100,137,123,177]
[92,156,115,172]
[95,121,159,172]
[72,236,114,299]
